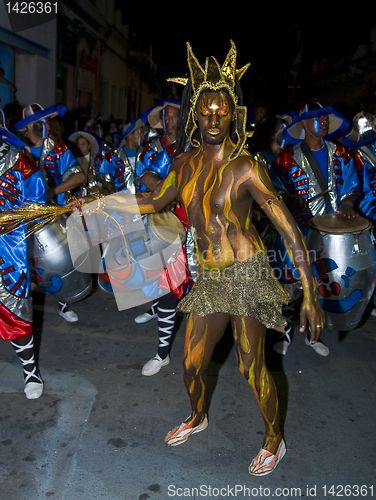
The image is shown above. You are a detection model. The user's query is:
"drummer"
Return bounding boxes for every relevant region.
[340,111,376,227]
[99,117,146,194]
[0,113,47,398]
[340,111,376,317]
[270,102,361,356]
[133,100,193,377]
[66,130,104,197]
[12,103,85,323]
[136,98,181,182]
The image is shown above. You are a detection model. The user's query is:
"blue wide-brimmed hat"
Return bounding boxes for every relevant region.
[0,109,25,148]
[284,102,349,144]
[341,111,376,148]
[12,102,66,131]
[116,118,145,148]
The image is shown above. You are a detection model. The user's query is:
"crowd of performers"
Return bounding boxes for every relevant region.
[1,39,376,475]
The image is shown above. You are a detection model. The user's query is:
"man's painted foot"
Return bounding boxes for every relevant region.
[165,415,208,446]
[249,439,286,476]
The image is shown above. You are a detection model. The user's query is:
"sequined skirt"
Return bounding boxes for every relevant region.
[177,251,290,329]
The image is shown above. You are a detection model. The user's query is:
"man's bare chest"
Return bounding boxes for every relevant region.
[181,169,231,215]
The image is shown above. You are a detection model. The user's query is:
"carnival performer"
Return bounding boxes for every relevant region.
[100,117,145,194]
[92,110,191,372]
[133,101,193,376]
[270,103,360,356]
[12,103,86,323]
[0,113,47,399]
[104,120,122,147]
[134,101,182,328]
[66,129,103,196]
[341,111,376,227]
[340,111,376,318]
[85,114,106,151]
[87,41,324,475]
[273,103,358,232]
[136,98,181,186]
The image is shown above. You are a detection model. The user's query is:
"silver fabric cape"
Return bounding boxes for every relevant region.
[293,141,348,216]
[0,144,32,323]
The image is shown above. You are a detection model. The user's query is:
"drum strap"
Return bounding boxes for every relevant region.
[300,141,332,210]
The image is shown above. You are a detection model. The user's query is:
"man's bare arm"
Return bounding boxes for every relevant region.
[49,172,86,200]
[103,164,180,215]
[244,157,325,341]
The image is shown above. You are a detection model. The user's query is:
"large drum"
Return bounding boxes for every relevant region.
[29,215,93,303]
[98,211,186,294]
[307,213,376,331]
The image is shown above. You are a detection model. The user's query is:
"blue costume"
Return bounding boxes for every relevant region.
[100,118,145,193]
[341,111,376,227]
[354,142,376,224]
[272,104,357,233]
[0,118,47,399]
[137,142,176,193]
[100,145,135,193]
[136,99,181,193]
[27,137,81,206]
[133,99,193,375]
[12,104,84,323]
[267,104,360,355]
[0,138,46,340]
[12,104,82,207]
[272,141,361,235]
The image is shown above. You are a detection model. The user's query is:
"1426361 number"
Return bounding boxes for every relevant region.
[322,485,374,497]
[5,2,58,14]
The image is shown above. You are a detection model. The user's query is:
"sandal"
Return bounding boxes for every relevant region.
[249,437,286,476]
[165,415,208,446]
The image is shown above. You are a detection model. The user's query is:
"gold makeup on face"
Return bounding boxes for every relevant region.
[194,91,235,153]
[168,40,250,158]
[196,92,231,120]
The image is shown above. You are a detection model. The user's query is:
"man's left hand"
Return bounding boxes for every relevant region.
[299,295,325,343]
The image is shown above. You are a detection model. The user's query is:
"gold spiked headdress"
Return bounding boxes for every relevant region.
[168,40,250,159]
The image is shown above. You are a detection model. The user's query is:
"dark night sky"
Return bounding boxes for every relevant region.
[128,17,301,79]
[126,15,373,80]
[124,13,375,114]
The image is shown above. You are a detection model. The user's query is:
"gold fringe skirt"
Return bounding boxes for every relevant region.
[177,251,290,330]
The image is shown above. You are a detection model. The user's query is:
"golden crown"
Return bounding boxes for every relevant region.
[167,40,250,159]
[168,40,250,107]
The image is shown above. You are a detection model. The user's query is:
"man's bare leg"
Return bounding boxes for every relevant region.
[165,312,229,445]
[231,315,286,475]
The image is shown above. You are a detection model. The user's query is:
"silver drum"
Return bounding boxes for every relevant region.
[307,213,376,331]
[98,211,186,293]
[29,215,92,303]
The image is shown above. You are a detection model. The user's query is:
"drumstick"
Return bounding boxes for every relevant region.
[306,189,329,204]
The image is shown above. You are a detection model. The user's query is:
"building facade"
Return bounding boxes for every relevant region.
[0,0,160,130]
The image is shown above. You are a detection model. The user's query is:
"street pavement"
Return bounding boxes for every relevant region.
[0,282,375,500]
